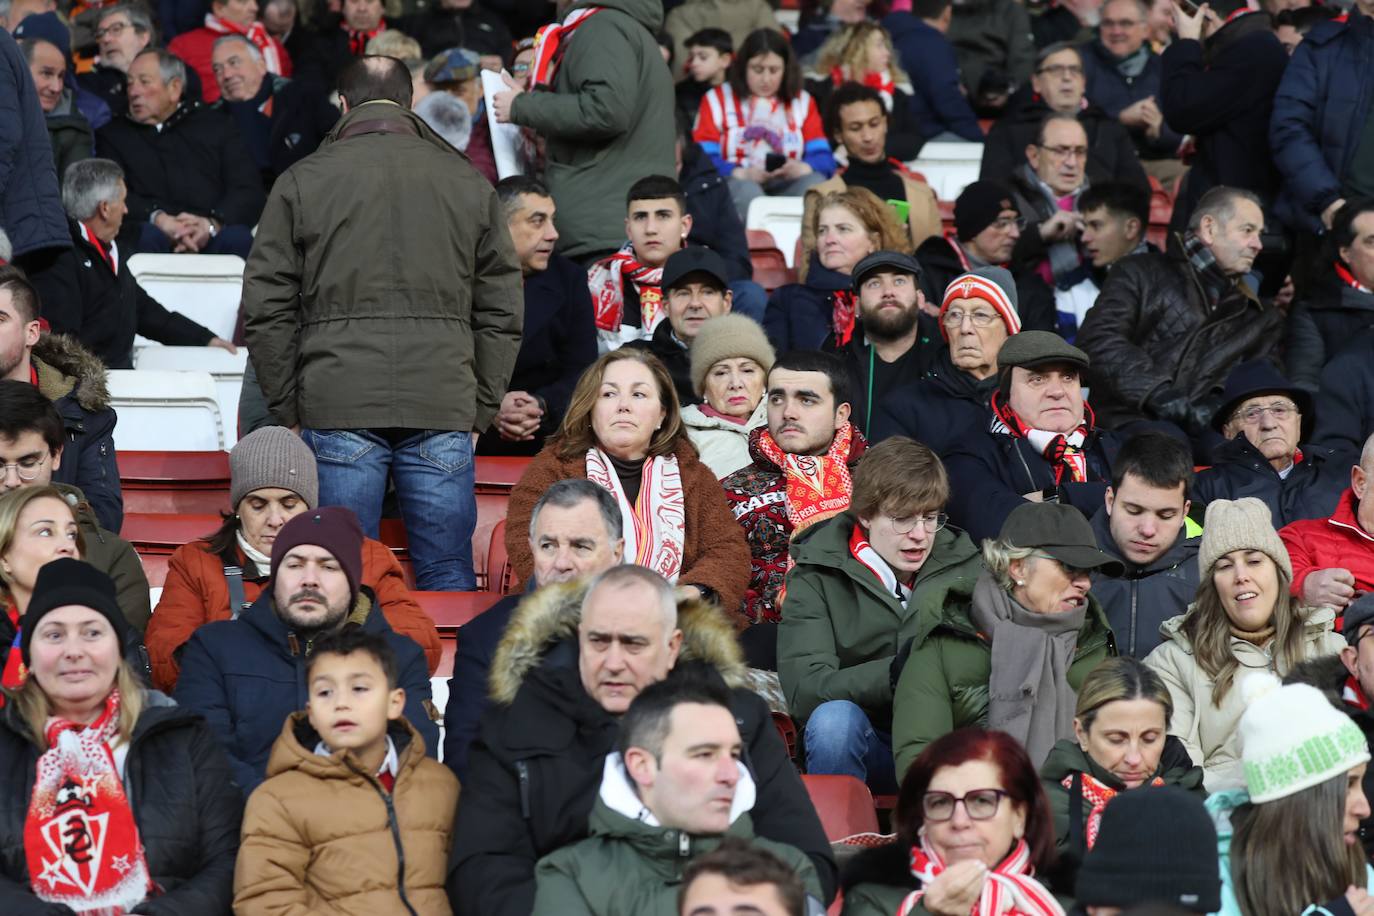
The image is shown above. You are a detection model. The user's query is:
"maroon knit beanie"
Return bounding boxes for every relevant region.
[269,507,365,603]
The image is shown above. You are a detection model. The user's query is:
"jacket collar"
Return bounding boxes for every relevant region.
[241,587,386,657]
[1089,503,1197,576]
[1328,488,1374,543]
[597,751,756,829]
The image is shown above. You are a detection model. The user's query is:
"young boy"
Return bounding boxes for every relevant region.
[677,28,732,122]
[233,629,460,915]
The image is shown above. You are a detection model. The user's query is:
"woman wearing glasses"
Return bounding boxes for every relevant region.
[892,500,1123,779]
[1145,497,1343,791]
[841,727,1064,916]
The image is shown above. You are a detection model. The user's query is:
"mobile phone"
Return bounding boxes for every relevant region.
[765,153,787,172]
[1174,0,1199,16]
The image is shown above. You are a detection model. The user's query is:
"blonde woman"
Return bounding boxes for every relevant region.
[810,22,922,160]
[0,485,84,683]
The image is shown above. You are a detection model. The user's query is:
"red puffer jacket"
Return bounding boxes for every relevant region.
[1280,488,1374,598]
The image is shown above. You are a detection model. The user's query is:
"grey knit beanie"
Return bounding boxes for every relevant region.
[688,314,777,397]
[229,426,319,510]
[1198,497,1292,579]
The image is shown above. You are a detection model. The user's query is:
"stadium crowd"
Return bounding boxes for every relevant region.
[5,0,1374,911]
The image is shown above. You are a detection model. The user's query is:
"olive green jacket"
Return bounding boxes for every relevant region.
[56,482,151,632]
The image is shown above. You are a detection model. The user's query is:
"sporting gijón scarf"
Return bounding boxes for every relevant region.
[990,390,1093,485]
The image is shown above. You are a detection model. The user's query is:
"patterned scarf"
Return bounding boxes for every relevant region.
[529,7,601,88]
[205,13,285,73]
[990,390,1092,485]
[342,20,386,57]
[24,691,155,915]
[1180,230,1231,309]
[754,422,855,536]
[899,837,1064,916]
[832,290,858,346]
[585,448,685,582]
[587,242,666,334]
[830,67,896,110]
[1064,771,1165,848]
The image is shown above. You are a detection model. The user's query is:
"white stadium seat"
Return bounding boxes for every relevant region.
[746,195,806,269]
[127,253,245,345]
[107,369,225,451]
[134,347,249,447]
[910,141,985,203]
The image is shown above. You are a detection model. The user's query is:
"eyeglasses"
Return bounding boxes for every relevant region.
[0,454,47,482]
[1231,401,1298,425]
[1029,553,1095,578]
[888,512,948,534]
[1036,64,1084,78]
[942,308,1001,328]
[922,788,1010,821]
[94,21,136,39]
[1038,144,1090,162]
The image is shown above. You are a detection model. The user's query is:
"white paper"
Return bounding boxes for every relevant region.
[482,69,524,180]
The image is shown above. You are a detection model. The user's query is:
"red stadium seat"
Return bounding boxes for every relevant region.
[121,512,223,547]
[118,450,232,514]
[475,456,530,493]
[801,774,881,841]
[747,229,778,251]
[751,247,795,292]
[419,591,504,677]
[487,519,518,595]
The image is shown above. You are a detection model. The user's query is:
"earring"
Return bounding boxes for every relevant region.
[1015,580,1025,586]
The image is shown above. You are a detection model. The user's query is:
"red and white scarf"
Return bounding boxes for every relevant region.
[585,448,685,582]
[1063,771,1165,849]
[830,67,896,111]
[754,422,855,536]
[1346,675,1371,712]
[587,242,666,334]
[78,223,118,275]
[205,13,286,74]
[1336,261,1373,294]
[24,691,155,915]
[529,6,600,88]
[990,391,1093,486]
[831,290,858,346]
[899,837,1063,916]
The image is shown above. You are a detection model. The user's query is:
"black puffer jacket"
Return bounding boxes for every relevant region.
[0,696,243,915]
[1313,328,1374,455]
[1075,245,1285,429]
[1286,274,1374,391]
[449,584,836,916]
[1193,436,1350,528]
[869,345,995,454]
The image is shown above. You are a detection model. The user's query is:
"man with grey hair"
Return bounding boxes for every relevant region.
[78,3,154,117]
[1077,185,1283,448]
[1080,0,1183,168]
[27,158,236,368]
[96,48,264,256]
[451,560,836,916]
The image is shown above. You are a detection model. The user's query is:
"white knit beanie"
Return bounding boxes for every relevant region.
[1238,672,1370,803]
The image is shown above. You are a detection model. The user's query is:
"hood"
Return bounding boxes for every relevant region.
[264,710,425,782]
[596,751,756,829]
[52,482,107,540]
[1157,602,1338,651]
[682,401,766,435]
[33,333,110,412]
[488,581,749,706]
[744,423,867,473]
[570,0,663,31]
[1204,787,1249,846]
[1089,504,1199,577]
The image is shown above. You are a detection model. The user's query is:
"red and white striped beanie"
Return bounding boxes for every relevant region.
[939,267,1022,341]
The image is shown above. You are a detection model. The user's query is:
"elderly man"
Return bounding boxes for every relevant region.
[945,331,1121,542]
[1080,0,1183,167]
[211,34,336,189]
[1195,361,1350,527]
[174,506,437,793]
[96,49,263,257]
[168,0,290,104]
[1006,113,1093,290]
[19,32,92,181]
[442,479,624,780]
[872,266,1021,455]
[79,4,154,118]
[980,42,1148,192]
[450,564,835,916]
[1282,434,1374,615]
[1077,186,1283,441]
[28,158,235,368]
[481,175,597,456]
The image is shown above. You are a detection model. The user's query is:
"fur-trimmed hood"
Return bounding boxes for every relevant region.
[488,581,747,706]
[33,332,111,412]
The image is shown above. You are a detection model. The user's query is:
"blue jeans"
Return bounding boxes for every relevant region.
[804,700,897,793]
[136,222,255,258]
[728,280,767,324]
[301,429,477,590]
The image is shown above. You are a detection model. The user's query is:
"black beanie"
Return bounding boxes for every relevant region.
[1075,786,1221,913]
[955,180,1018,241]
[21,558,130,667]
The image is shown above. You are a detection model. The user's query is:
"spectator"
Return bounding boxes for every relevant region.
[262,0,299,48]
[980,43,1149,193]
[480,175,597,457]
[0,28,68,274]
[1006,113,1093,293]
[79,4,154,118]
[683,314,776,479]
[423,48,497,183]
[675,28,732,121]
[401,0,512,61]
[232,629,460,915]
[809,23,923,161]
[12,11,111,132]
[530,668,824,914]
[871,267,1018,454]
[665,0,777,83]
[503,349,752,616]
[0,560,243,915]
[676,117,760,314]
[914,181,1056,333]
[210,35,339,190]
[30,158,235,369]
[442,479,625,781]
[1143,497,1344,790]
[146,425,439,692]
[168,0,292,104]
[98,49,264,257]
[1073,786,1222,913]
[243,56,522,591]
[1081,0,1183,170]
[945,331,1120,543]
[893,502,1121,774]
[1274,5,1339,56]
[0,384,149,633]
[1091,431,1200,658]
[450,566,836,915]
[1039,657,1205,893]
[1056,180,1151,340]
[840,728,1059,912]
[945,0,1035,111]
[1281,435,1374,616]
[882,0,985,142]
[812,82,942,250]
[724,350,864,632]
[19,35,92,182]
[678,839,809,916]
[1194,361,1349,528]
[1288,199,1374,389]
[0,269,123,533]
[780,437,980,791]
[791,0,871,60]
[769,187,908,351]
[295,0,387,92]
[1206,673,1374,913]
[1076,186,1281,441]
[693,28,836,220]
[1313,328,1374,456]
[174,506,439,793]
[492,0,675,261]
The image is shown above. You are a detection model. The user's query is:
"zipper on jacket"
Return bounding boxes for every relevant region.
[351,759,421,916]
[516,760,531,820]
[1129,581,1138,657]
[678,832,690,857]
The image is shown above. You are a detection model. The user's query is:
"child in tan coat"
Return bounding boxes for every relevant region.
[233,628,460,915]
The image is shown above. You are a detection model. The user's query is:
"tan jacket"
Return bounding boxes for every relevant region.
[233,713,460,916]
[801,169,942,266]
[1144,604,1344,792]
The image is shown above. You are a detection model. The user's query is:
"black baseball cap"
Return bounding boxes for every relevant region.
[661,247,730,292]
[851,250,922,291]
[1000,502,1125,576]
